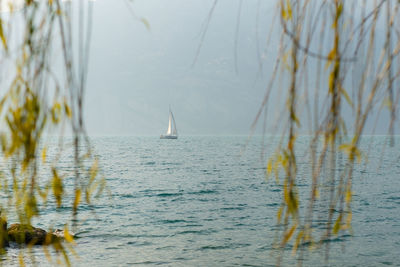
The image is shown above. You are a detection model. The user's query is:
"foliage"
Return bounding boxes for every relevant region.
[0,1,104,265]
[255,0,400,265]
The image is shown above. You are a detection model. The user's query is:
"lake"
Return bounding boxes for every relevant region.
[2,136,400,266]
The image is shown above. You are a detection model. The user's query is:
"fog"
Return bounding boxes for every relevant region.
[84,0,277,136]
[74,0,398,136]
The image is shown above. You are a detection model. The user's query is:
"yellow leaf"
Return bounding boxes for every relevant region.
[141,18,151,30]
[42,147,47,163]
[281,152,288,169]
[314,189,319,199]
[273,153,281,183]
[281,51,291,71]
[73,189,81,211]
[283,180,289,205]
[292,230,304,255]
[282,224,297,245]
[339,143,362,162]
[383,98,392,109]
[37,184,49,203]
[287,189,299,215]
[277,206,283,224]
[281,0,292,21]
[52,169,63,208]
[340,86,353,107]
[64,102,72,118]
[328,71,336,93]
[281,5,287,21]
[267,159,273,176]
[19,253,26,267]
[64,225,75,244]
[0,18,8,51]
[51,102,62,123]
[90,159,99,184]
[333,214,342,235]
[286,0,293,20]
[345,190,352,203]
[339,143,351,152]
[337,3,343,19]
[325,48,336,70]
[346,212,352,228]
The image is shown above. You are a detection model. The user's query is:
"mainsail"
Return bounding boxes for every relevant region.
[167,112,172,135]
[161,108,178,139]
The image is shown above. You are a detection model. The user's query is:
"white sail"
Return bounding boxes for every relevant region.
[161,108,178,139]
[166,112,172,135]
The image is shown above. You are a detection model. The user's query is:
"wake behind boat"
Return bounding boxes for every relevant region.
[160,108,178,139]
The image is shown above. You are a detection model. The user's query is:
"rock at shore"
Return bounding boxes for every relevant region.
[7,224,55,245]
[0,217,8,249]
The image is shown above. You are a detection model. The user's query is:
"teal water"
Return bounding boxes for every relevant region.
[2,136,400,266]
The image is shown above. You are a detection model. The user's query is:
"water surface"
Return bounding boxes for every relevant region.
[2,136,400,266]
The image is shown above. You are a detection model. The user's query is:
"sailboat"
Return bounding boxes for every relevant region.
[160,108,178,139]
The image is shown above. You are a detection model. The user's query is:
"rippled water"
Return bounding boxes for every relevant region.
[2,136,400,266]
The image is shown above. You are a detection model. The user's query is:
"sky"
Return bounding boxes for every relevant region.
[1,0,397,136]
[84,0,277,136]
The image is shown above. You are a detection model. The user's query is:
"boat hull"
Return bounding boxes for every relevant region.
[160,135,178,139]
